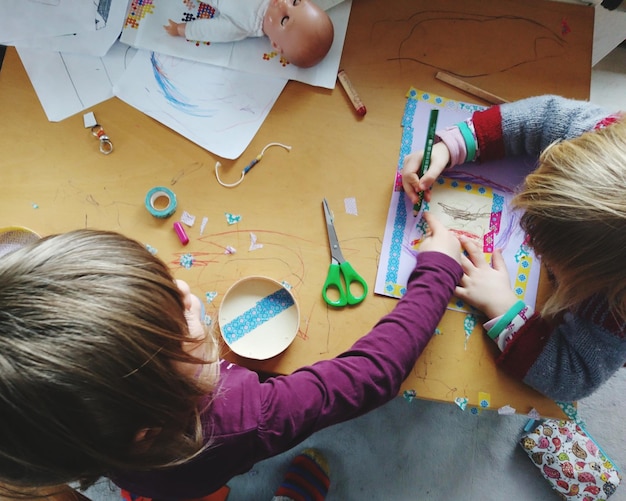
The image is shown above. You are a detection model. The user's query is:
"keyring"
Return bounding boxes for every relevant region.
[91,124,114,155]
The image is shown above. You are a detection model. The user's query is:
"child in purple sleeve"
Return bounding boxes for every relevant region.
[401,94,626,403]
[0,212,462,500]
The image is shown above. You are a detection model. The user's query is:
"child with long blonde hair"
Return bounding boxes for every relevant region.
[402,95,626,402]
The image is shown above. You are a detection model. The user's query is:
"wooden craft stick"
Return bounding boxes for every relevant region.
[435,71,509,105]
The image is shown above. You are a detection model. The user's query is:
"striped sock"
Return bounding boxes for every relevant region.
[272,448,330,501]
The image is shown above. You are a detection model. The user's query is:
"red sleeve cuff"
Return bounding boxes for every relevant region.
[495,312,552,380]
[472,106,505,162]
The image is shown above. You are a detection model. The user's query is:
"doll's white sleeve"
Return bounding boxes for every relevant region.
[184,18,249,42]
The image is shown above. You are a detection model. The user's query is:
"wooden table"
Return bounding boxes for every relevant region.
[0,0,593,418]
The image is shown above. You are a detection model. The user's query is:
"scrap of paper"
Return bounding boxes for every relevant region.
[498,405,516,416]
[181,210,196,226]
[249,232,263,251]
[205,291,218,304]
[527,408,541,420]
[224,246,237,254]
[225,213,241,225]
[403,389,417,403]
[179,253,194,269]
[463,313,477,349]
[478,392,491,409]
[344,197,358,215]
[454,397,469,411]
[200,216,208,235]
[146,244,158,255]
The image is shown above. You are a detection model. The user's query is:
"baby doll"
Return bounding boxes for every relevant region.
[164,0,334,68]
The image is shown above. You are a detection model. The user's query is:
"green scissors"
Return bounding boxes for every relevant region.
[321,198,368,307]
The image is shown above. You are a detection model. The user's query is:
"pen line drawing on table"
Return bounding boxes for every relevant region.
[371,11,570,78]
[166,226,384,356]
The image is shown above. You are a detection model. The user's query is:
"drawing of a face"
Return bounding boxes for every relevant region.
[263,0,333,67]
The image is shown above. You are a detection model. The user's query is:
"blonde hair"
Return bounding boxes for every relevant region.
[513,119,626,320]
[0,230,219,495]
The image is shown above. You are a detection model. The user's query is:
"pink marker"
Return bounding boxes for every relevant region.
[173,221,189,245]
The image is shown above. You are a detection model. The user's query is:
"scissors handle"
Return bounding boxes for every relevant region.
[322,262,368,307]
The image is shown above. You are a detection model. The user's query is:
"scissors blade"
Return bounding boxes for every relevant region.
[322,198,346,264]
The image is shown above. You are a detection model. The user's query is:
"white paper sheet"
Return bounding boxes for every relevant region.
[1,0,98,44]
[12,0,129,57]
[17,41,137,122]
[113,49,287,159]
[120,0,352,89]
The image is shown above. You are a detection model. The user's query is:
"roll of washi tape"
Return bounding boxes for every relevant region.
[145,186,177,218]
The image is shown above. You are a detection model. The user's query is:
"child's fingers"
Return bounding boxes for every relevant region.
[459,237,483,263]
[490,248,507,272]
[422,211,443,234]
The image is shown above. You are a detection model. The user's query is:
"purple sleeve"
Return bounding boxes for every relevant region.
[111,252,462,500]
[254,252,462,450]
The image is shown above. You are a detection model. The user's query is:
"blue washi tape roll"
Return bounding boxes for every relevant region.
[145,186,177,218]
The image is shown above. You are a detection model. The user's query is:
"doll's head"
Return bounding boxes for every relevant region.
[263,0,334,68]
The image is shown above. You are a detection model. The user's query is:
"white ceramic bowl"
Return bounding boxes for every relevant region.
[0,226,41,259]
[218,276,299,360]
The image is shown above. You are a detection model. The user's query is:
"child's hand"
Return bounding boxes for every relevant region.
[455,237,519,319]
[164,19,184,37]
[401,142,450,205]
[418,212,461,265]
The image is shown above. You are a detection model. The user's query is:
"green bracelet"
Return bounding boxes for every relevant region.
[486,300,526,340]
[457,121,477,163]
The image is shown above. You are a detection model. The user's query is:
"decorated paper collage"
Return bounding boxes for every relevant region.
[375,89,541,314]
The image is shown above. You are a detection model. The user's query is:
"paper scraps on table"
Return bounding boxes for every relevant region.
[179,253,194,269]
[225,213,241,225]
[478,392,491,409]
[498,405,516,416]
[344,197,358,215]
[205,291,218,304]
[203,314,213,326]
[527,408,541,420]
[403,389,417,403]
[555,401,580,423]
[249,233,263,251]
[281,281,293,290]
[200,216,208,235]
[224,246,237,255]
[146,244,158,255]
[455,397,469,411]
[463,313,477,349]
[181,211,196,226]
